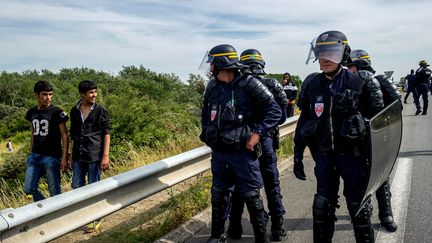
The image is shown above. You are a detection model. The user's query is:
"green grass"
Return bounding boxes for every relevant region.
[0,128,203,210]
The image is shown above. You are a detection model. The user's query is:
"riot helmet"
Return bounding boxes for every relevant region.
[306,30,351,65]
[240,49,266,75]
[348,49,376,74]
[349,49,371,68]
[240,49,266,67]
[419,60,430,67]
[199,44,241,71]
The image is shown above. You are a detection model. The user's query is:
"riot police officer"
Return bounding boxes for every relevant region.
[226,49,288,241]
[298,31,384,242]
[200,44,282,243]
[413,60,431,115]
[404,69,417,104]
[347,49,401,232]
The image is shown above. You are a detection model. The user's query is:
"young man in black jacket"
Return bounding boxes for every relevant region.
[69,80,110,233]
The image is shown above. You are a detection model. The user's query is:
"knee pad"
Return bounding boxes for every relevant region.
[243,189,264,213]
[211,186,230,206]
[313,194,336,220]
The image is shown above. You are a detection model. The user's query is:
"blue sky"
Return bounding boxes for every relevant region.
[1,0,431,82]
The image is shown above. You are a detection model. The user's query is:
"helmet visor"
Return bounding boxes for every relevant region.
[198,50,211,71]
[306,37,345,64]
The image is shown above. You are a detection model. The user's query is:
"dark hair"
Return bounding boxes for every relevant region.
[34,80,53,94]
[410,69,414,74]
[78,80,97,94]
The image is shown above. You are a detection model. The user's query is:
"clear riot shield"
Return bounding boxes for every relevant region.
[357,99,403,214]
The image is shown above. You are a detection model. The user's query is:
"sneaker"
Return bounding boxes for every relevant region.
[415,109,422,115]
[83,221,102,234]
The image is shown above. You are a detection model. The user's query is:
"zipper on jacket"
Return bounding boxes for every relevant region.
[330,96,335,151]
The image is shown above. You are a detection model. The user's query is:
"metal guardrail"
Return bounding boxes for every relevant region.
[0,116,299,243]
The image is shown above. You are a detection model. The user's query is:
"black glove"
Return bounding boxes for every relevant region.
[293,159,306,180]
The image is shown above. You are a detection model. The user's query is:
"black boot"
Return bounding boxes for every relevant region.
[376,180,398,232]
[207,187,230,242]
[415,109,422,115]
[271,216,287,241]
[244,190,269,243]
[312,194,338,243]
[348,200,375,243]
[265,189,286,241]
[227,189,244,239]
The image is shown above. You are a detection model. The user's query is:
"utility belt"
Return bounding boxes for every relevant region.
[201,123,250,149]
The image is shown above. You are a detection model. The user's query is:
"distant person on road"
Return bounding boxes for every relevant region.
[347,49,401,232]
[6,140,13,152]
[200,44,281,243]
[281,72,298,117]
[226,49,288,241]
[404,69,417,104]
[69,80,111,233]
[298,30,384,242]
[24,80,69,202]
[413,60,431,115]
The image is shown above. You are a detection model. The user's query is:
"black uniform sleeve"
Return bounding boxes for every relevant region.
[361,75,384,118]
[295,75,313,142]
[375,75,401,106]
[240,76,281,136]
[268,78,288,124]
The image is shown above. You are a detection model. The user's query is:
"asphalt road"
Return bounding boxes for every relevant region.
[184,99,431,243]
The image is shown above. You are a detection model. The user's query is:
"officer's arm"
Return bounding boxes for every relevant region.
[243,77,282,137]
[363,78,384,118]
[378,75,401,103]
[273,80,288,124]
[200,81,213,130]
[292,82,311,181]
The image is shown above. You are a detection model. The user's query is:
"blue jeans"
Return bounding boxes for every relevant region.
[71,161,101,189]
[24,153,61,202]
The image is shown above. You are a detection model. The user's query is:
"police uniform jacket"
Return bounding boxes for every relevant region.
[296,68,384,153]
[200,72,282,151]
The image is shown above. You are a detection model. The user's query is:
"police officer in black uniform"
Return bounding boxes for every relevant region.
[404,69,416,104]
[200,44,282,243]
[298,31,384,242]
[226,49,288,241]
[347,49,400,232]
[413,60,431,115]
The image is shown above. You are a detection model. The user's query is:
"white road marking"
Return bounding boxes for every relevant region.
[376,158,413,243]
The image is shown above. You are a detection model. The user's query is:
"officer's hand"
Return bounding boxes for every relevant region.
[293,160,306,180]
[246,132,260,151]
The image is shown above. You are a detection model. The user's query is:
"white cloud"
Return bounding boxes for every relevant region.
[0,0,431,81]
